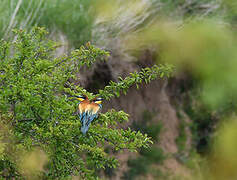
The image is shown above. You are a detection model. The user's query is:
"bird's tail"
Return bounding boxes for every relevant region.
[80,112,91,135]
[80,112,97,135]
[81,125,89,135]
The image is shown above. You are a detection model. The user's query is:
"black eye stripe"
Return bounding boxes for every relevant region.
[93,98,103,102]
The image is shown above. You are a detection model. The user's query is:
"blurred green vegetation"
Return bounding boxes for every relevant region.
[124,147,165,180]
[132,110,163,141]
[160,0,222,17]
[107,0,237,179]
[184,90,216,154]
[0,0,237,179]
[0,0,224,47]
[129,20,237,107]
[175,111,188,154]
[123,110,165,180]
[0,0,94,47]
[222,0,237,23]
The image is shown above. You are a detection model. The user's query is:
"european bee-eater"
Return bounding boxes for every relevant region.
[76,95,102,134]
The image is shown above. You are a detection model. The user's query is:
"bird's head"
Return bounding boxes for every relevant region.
[92,97,103,105]
[76,95,88,102]
[76,95,103,104]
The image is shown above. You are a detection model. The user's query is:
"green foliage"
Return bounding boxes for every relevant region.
[132,110,163,141]
[182,87,236,154]
[124,145,166,180]
[99,64,173,100]
[154,0,222,19]
[123,111,165,180]
[140,146,165,163]
[174,111,193,166]
[184,91,216,154]
[0,0,94,47]
[222,0,237,23]
[175,112,188,154]
[0,28,172,179]
[38,0,94,47]
[124,157,150,179]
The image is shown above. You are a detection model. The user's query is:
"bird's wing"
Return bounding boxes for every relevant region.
[79,111,86,124]
[86,104,102,126]
[86,114,97,126]
[82,111,89,126]
[78,102,87,123]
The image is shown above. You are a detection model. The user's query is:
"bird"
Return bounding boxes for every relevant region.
[76,95,102,134]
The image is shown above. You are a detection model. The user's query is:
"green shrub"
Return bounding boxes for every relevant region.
[124,157,150,179]
[0,27,173,179]
[132,110,163,140]
[140,146,166,163]
[175,111,188,154]
[123,111,165,180]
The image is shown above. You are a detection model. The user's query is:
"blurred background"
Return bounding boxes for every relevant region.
[1,0,237,179]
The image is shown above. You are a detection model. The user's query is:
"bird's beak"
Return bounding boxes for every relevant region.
[95,100,102,104]
[77,97,84,101]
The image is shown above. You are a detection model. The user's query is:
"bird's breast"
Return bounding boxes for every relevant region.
[78,102,100,115]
